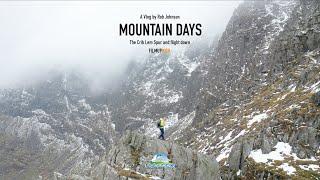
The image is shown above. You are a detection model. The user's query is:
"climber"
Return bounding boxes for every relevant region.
[158,117,165,140]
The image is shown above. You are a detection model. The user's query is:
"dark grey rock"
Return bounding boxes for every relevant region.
[311,91,320,106]
[95,131,220,180]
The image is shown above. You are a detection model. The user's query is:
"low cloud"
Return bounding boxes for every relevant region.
[0,1,241,91]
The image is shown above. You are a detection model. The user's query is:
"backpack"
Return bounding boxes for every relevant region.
[157,122,161,128]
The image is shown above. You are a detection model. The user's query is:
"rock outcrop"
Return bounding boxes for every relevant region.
[1,0,319,179]
[177,0,320,179]
[92,131,220,180]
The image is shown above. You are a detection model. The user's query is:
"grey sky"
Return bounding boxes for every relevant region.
[0,1,241,89]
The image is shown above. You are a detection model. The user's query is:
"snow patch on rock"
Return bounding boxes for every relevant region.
[247,113,268,127]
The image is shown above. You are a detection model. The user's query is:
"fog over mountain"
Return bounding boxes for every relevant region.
[0,1,240,90]
[1,0,320,179]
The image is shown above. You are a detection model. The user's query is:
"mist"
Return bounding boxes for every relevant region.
[0,1,241,92]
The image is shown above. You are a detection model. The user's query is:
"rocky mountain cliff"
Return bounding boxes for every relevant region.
[106,41,212,134]
[0,71,118,179]
[176,0,320,179]
[0,0,319,179]
[90,131,220,180]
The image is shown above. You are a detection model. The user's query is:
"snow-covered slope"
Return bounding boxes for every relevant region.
[177,1,320,178]
[0,70,117,179]
[107,46,210,133]
[0,0,319,179]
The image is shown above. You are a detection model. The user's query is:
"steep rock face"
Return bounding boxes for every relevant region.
[0,44,211,179]
[193,0,297,123]
[177,0,320,179]
[268,0,320,74]
[1,0,319,179]
[229,49,320,179]
[106,44,211,135]
[92,131,220,180]
[0,115,97,179]
[0,71,117,179]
